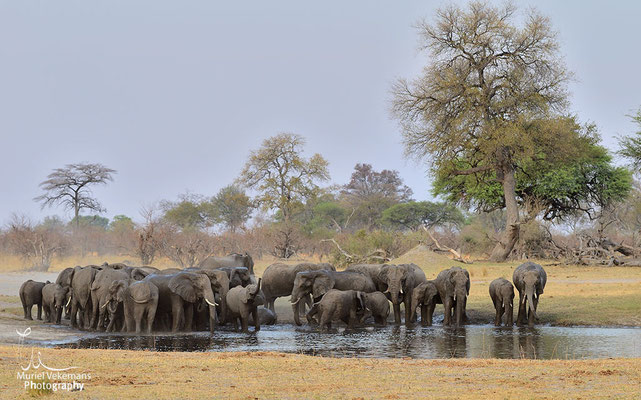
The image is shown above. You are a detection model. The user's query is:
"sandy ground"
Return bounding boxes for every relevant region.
[0,272,59,296]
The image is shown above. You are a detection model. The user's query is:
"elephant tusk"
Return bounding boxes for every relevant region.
[205,298,219,307]
[384,288,390,294]
[453,294,456,302]
[101,301,110,309]
[291,297,301,305]
[400,289,404,295]
[65,296,72,308]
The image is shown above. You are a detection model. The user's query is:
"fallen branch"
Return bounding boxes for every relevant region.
[422,226,472,264]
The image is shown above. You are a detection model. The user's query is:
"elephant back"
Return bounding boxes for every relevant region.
[130,282,153,303]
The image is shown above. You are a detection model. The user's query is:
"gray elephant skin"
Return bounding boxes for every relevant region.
[55,267,75,318]
[41,283,68,324]
[433,266,470,327]
[144,272,218,333]
[90,267,130,330]
[19,280,48,320]
[290,270,376,326]
[360,291,390,325]
[225,278,263,332]
[306,289,367,332]
[108,279,159,334]
[512,262,547,327]
[410,281,439,326]
[346,263,426,325]
[261,262,335,315]
[69,265,103,329]
[185,267,231,326]
[248,307,277,326]
[489,277,514,326]
[198,252,254,275]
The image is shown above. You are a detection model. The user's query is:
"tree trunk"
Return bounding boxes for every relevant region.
[490,158,520,262]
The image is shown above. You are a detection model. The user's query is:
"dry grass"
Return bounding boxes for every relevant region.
[1,346,639,399]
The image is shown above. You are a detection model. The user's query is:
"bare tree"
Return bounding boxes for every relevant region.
[5,214,66,271]
[34,163,116,227]
[136,206,163,265]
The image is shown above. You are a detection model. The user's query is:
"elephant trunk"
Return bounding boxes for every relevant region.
[454,289,466,327]
[410,292,419,323]
[387,283,401,306]
[293,301,302,326]
[55,306,63,324]
[526,288,537,321]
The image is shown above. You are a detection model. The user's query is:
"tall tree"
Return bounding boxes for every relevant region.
[618,107,641,170]
[392,2,572,261]
[209,185,253,233]
[340,163,413,229]
[237,133,330,222]
[34,163,116,227]
[381,201,464,231]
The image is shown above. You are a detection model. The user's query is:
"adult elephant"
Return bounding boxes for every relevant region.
[198,252,254,275]
[89,267,130,331]
[212,266,252,288]
[107,279,159,334]
[290,270,376,326]
[144,272,217,333]
[346,263,426,325]
[261,262,336,313]
[433,266,470,327]
[55,267,76,319]
[69,265,101,329]
[41,283,68,324]
[512,262,547,327]
[184,267,230,326]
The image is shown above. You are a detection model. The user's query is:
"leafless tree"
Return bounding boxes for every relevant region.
[34,163,116,227]
[5,213,66,271]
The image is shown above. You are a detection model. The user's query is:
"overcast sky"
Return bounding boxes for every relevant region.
[1,0,640,223]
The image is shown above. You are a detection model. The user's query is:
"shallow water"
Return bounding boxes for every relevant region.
[48,324,641,360]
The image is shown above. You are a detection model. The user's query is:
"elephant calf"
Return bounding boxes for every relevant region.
[248,307,277,326]
[306,289,367,332]
[489,278,514,327]
[42,283,68,324]
[19,280,48,320]
[410,281,439,326]
[360,292,390,325]
[226,278,263,333]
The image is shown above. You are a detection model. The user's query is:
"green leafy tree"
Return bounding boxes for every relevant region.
[109,215,134,232]
[434,124,631,222]
[381,201,464,231]
[237,133,330,222]
[392,2,574,260]
[162,196,210,230]
[618,108,641,170]
[70,215,110,229]
[208,185,253,232]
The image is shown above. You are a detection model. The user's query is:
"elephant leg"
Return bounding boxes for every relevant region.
[146,304,157,334]
[516,294,526,326]
[36,304,42,320]
[183,305,194,332]
[171,301,183,332]
[252,307,260,332]
[23,303,29,319]
[70,301,78,328]
[319,315,330,332]
[268,299,275,312]
[134,306,145,334]
[420,305,428,326]
[462,296,469,323]
[241,311,249,333]
[442,298,451,326]
[393,303,401,325]
[492,297,500,326]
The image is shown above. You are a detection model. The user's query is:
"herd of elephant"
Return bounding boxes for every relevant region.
[18,252,548,335]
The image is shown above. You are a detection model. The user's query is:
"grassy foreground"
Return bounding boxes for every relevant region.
[1,346,640,399]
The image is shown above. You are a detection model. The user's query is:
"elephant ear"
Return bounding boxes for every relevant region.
[109,280,126,302]
[377,266,390,289]
[169,273,199,303]
[312,274,333,298]
[465,270,470,295]
[131,282,151,303]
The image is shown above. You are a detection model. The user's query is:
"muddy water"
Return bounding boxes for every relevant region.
[48,325,641,360]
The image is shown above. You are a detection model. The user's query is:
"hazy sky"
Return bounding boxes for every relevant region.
[1,1,640,223]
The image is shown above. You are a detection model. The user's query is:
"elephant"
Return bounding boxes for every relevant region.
[489,278,514,327]
[107,279,159,334]
[69,265,101,329]
[198,252,255,275]
[346,263,426,325]
[89,267,130,330]
[306,289,367,332]
[261,262,336,314]
[158,268,183,275]
[410,281,439,326]
[144,272,218,332]
[55,267,75,318]
[512,262,547,327]
[360,291,390,325]
[433,266,470,327]
[41,283,68,324]
[248,307,277,326]
[184,267,230,326]
[225,278,263,332]
[214,266,252,288]
[19,280,48,320]
[290,270,376,326]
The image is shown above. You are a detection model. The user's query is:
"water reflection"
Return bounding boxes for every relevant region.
[50,324,641,360]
